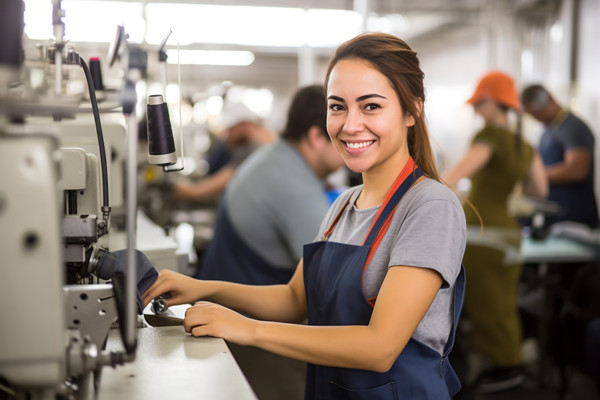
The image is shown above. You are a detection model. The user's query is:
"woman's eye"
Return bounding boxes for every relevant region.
[365,103,381,111]
[329,104,344,112]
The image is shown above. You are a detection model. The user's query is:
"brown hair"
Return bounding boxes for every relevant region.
[324,32,441,182]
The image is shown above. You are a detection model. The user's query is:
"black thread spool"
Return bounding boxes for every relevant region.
[89,56,104,90]
[147,94,177,166]
[0,0,24,69]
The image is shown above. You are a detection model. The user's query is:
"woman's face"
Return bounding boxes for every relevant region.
[472,97,501,122]
[326,58,414,175]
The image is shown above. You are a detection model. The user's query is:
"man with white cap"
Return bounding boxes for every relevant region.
[173,101,274,203]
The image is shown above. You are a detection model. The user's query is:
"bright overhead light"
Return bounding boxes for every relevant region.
[146,4,362,48]
[166,50,255,66]
[24,1,363,48]
[24,0,145,42]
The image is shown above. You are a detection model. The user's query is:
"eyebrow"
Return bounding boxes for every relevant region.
[327,94,387,102]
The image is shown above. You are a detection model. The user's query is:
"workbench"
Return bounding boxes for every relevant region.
[100,326,257,399]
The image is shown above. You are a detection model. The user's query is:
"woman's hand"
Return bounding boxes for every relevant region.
[142,269,202,308]
[184,301,256,346]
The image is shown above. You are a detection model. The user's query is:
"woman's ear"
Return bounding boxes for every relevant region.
[406,100,422,128]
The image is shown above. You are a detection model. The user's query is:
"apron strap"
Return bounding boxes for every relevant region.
[363,167,423,247]
[360,159,424,307]
[322,196,352,241]
[323,158,420,242]
[362,163,424,275]
[442,264,465,358]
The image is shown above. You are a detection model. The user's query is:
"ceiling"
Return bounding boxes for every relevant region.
[139,0,559,94]
[30,0,561,108]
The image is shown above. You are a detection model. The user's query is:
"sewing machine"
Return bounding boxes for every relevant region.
[0,1,138,397]
[0,3,254,399]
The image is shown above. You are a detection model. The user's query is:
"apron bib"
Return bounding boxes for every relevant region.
[303,159,465,399]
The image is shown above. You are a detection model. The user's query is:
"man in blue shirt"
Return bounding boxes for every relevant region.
[522,85,598,227]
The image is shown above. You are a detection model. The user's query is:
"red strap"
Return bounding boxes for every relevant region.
[362,157,416,306]
[320,157,417,308]
[322,196,352,240]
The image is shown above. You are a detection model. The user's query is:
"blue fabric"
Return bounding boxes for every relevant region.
[95,249,158,314]
[197,198,294,285]
[302,168,465,399]
[325,188,344,205]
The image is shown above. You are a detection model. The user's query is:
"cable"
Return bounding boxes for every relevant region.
[79,57,111,227]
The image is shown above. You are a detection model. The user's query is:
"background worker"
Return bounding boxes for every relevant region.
[173,101,275,204]
[444,70,547,393]
[196,84,344,285]
[521,84,598,228]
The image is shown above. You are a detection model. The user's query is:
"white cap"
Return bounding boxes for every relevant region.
[220,101,258,129]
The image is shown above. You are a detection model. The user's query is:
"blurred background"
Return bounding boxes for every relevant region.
[20,0,600,175]
[2,1,600,399]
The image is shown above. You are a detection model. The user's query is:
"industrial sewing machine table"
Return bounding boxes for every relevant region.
[100,326,257,399]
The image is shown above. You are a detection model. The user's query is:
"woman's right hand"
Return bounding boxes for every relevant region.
[142,269,202,308]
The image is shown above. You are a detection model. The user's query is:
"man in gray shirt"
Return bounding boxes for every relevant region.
[196,85,344,284]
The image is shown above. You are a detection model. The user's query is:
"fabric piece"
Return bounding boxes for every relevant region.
[95,249,158,314]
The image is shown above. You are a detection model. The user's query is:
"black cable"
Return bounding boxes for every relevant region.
[79,57,110,210]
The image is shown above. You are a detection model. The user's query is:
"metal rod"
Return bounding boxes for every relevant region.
[124,111,138,354]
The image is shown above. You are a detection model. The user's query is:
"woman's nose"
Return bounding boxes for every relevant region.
[343,108,364,133]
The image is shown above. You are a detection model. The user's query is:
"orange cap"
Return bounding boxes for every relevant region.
[466,70,521,110]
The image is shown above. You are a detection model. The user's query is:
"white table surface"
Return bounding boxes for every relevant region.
[99,326,257,400]
[520,234,600,264]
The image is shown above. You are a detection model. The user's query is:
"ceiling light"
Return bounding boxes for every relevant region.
[166,49,255,66]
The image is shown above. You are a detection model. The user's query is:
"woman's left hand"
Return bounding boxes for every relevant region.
[184,301,255,345]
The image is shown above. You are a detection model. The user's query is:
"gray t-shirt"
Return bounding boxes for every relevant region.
[315,178,466,354]
[226,139,329,269]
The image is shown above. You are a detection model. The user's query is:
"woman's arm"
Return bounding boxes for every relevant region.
[142,262,307,323]
[522,152,549,198]
[184,264,443,373]
[443,143,492,188]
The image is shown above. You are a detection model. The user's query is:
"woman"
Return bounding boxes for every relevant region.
[143,32,466,399]
[444,70,547,393]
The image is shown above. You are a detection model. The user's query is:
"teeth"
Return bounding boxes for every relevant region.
[346,141,373,149]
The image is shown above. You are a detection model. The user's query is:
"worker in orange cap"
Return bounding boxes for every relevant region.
[444,70,548,393]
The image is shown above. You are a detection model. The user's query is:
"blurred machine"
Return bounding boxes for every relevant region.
[0,0,157,398]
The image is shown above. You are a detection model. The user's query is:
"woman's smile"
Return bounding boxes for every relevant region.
[343,139,375,152]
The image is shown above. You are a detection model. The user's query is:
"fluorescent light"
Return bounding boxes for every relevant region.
[305,9,363,47]
[24,1,363,48]
[166,50,255,66]
[146,4,361,48]
[24,0,144,42]
[146,4,306,47]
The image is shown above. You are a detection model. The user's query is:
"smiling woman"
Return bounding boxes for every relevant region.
[325,58,414,181]
[143,32,467,400]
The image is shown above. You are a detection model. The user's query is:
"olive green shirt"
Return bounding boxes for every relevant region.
[465,124,534,230]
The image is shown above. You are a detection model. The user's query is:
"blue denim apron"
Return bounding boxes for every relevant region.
[197,198,294,285]
[303,164,465,399]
